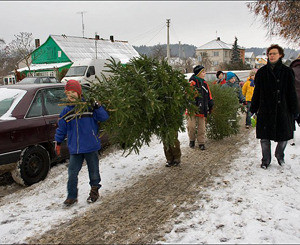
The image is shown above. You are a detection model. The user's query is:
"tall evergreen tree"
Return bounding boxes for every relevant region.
[224,37,251,70]
[231,37,242,64]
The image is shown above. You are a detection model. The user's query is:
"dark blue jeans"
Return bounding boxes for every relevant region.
[67,151,101,199]
[260,139,287,165]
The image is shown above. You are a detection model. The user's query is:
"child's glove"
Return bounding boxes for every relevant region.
[55,142,61,156]
[93,101,101,109]
[89,98,101,109]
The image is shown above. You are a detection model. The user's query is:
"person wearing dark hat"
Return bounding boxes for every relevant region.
[222,71,246,104]
[55,80,110,206]
[250,44,299,169]
[187,65,214,150]
[214,71,226,85]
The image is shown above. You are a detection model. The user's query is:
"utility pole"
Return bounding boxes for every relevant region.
[95,32,98,59]
[166,19,170,64]
[178,41,181,59]
[77,11,87,37]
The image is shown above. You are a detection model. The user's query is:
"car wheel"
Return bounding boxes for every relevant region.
[11,145,50,186]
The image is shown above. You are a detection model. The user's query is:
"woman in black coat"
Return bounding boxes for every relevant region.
[250,44,299,169]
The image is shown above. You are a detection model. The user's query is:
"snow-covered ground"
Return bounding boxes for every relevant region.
[162,128,300,244]
[0,128,299,244]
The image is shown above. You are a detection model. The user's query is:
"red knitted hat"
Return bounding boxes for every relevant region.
[65,80,82,96]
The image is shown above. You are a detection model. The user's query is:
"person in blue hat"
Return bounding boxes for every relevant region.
[222,71,246,104]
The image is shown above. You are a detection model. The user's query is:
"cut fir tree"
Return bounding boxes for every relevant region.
[72,55,197,155]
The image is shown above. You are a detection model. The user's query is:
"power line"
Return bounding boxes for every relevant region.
[144,24,166,46]
[131,23,166,45]
[170,25,181,44]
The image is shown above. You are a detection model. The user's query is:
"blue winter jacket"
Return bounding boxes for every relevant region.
[55,105,109,154]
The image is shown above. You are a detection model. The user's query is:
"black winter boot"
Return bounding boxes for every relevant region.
[199,144,206,150]
[276,158,285,166]
[189,141,195,148]
[261,161,270,169]
[165,161,174,167]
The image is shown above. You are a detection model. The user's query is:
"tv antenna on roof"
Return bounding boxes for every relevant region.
[77,11,87,37]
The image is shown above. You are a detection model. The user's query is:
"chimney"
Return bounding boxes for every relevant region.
[95,34,100,40]
[217,37,220,41]
[35,39,40,48]
[110,35,114,42]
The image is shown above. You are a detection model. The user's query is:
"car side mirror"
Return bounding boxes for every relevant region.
[86,72,91,78]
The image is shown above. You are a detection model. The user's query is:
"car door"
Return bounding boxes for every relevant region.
[20,91,49,147]
[43,87,69,159]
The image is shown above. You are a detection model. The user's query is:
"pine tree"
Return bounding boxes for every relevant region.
[231,37,242,64]
[69,55,197,155]
[206,83,241,140]
[226,37,250,70]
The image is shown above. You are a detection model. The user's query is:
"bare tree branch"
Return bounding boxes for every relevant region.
[247,0,300,45]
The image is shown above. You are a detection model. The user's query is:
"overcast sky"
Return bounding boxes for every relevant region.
[0,1,297,49]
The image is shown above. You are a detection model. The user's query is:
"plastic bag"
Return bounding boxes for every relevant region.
[251,114,257,128]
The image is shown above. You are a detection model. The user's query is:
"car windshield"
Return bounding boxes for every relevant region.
[65,66,88,77]
[0,88,27,119]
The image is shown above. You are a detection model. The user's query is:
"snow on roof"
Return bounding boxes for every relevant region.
[197,38,232,50]
[256,54,268,59]
[51,35,139,64]
[17,62,72,72]
[245,52,254,59]
[197,38,246,51]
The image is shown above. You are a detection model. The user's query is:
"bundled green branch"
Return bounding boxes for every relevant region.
[78,55,197,155]
[206,84,241,140]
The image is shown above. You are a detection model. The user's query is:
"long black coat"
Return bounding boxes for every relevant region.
[250,59,299,141]
[290,59,300,113]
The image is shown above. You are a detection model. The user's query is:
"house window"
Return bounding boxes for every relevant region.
[213,52,219,57]
[213,61,219,65]
[225,51,228,57]
[58,51,61,58]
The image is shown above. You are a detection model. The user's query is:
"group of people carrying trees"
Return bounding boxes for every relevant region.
[185,44,299,170]
[53,44,299,207]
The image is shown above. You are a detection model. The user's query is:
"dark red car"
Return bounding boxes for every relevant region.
[0,83,108,186]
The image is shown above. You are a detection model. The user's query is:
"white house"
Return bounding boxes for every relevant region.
[195,37,245,71]
[245,52,256,68]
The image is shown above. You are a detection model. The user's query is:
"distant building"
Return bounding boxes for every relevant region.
[245,52,256,68]
[255,53,268,69]
[195,37,245,71]
[17,34,139,77]
[169,57,198,73]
